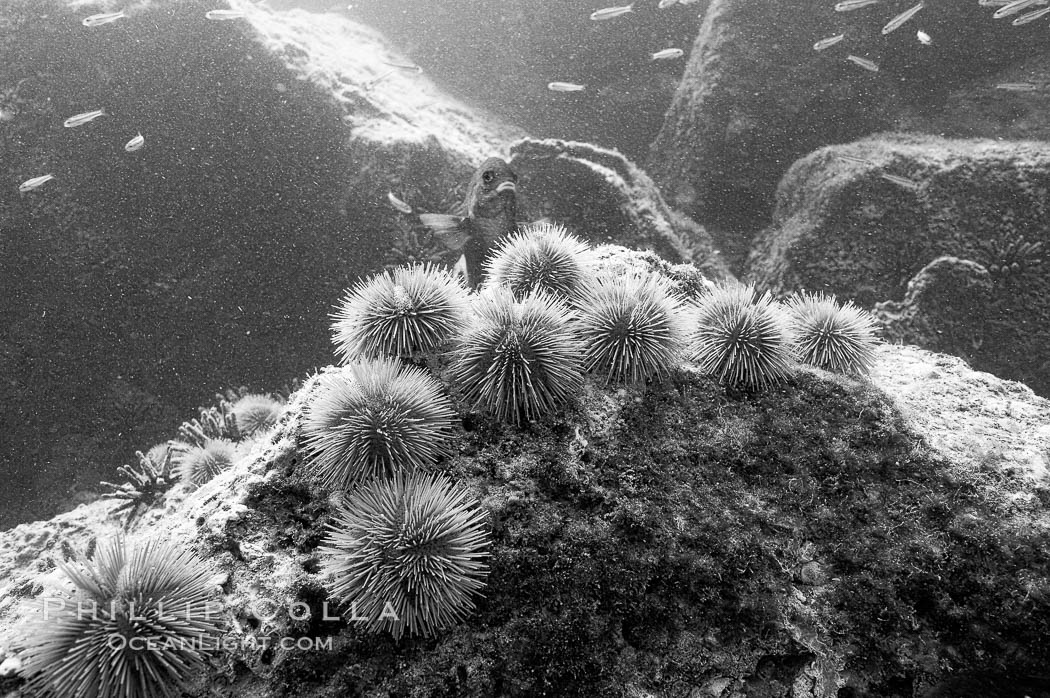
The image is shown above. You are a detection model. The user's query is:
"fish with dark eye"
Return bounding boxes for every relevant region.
[419,157,519,288]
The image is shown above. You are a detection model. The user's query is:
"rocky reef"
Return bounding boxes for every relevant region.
[745,135,1050,395]
[1,259,1048,695]
[648,0,1050,252]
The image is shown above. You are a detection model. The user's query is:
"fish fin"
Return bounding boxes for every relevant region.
[453,254,470,286]
[419,213,471,250]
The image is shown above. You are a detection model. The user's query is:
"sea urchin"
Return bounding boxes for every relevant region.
[785,291,879,375]
[172,438,236,489]
[690,283,794,390]
[300,358,456,490]
[19,536,223,698]
[574,271,687,384]
[450,287,583,425]
[230,393,284,436]
[319,470,490,640]
[484,221,591,300]
[331,263,469,362]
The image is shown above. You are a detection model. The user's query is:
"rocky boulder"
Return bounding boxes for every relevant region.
[648,0,1050,257]
[744,134,1050,394]
[1,338,1049,697]
[509,138,731,280]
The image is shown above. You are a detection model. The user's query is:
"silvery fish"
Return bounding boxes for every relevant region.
[387,192,412,214]
[548,81,586,92]
[82,11,126,27]
[916,29,932,44]
[835,0,879,11]
[846,55,879,72]
[124,132,145,152]
[1012,6,1050,23]
[651,48,685,60]
[205,9,245,20]
[382,60,423,73]
[881,2,923,34]
[19,174,55,193]
[589,4,633,20]
[996,82,1039,90]
[365,69,396,90]
[419,157,518,288]
[813,34,845,51]
[836,154,874,166]
[658,0,676,8]
[993,0,1042,18]
[63,109,105,127]
[881,173,920,190]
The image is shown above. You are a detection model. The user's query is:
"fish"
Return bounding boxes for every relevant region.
[813,34,845,51]
[589,4,633,20]
[916,29,932,44]
[1012,6,1050,23]
[836,154,874,166]
[63,109,105,127]
[880,173,920,190]
[548,81,586,92]
[651,48,685,60]
[995,82,1039,90]
[993,0,1043,18]
[82,11,126,26]
[978,0,1013,4]
[834,0,879,11]
[365,69,396,90]
[387,192,412,214]
[381,60,423,73]
[658,0,676,8]
[881,2,923,34]
[846,54,879,72]
[124,133,145,152]
[419,157,518,288]
[19,174,55,193]
[205,9,245,20]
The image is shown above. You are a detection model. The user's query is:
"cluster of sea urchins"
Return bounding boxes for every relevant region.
[19,536,223,698]
[310,226,882,639]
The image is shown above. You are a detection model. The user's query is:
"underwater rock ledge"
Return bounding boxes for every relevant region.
[0,255,1048,697]
[745,134,1050,397]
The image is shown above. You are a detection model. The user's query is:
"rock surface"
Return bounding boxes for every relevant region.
[744,134,1050,395]
[509,138,731,280]
[1,301,1048,696]
[648,0,1050,257]
[0,0,522,528]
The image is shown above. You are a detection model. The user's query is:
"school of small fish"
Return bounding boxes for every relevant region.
[813,0,1050,87]
[16,5,251,193]
[16,0,1048,196]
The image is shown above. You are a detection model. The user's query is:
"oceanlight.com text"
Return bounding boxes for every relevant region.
[105,635,335,652]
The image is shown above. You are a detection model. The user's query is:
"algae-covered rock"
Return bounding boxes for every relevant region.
[2,333,1048,697]
[510,138,731,280]
[745,134,1050,394]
